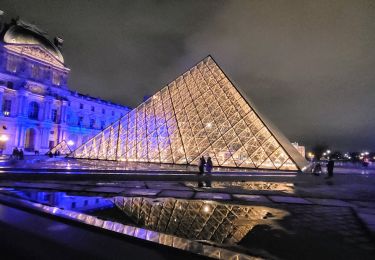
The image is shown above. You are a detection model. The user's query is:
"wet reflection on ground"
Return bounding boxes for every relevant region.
[113,196,287,244]
[0,186,374,259]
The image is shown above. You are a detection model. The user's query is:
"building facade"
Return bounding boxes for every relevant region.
[0,19,131,154]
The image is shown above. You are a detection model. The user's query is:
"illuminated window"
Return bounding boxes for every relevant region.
[28,102,39,120]
[51,109,58,123]
[2,100,11,117]
[31,64,40,79]
[52,71,61,85]
[6,56,18,73]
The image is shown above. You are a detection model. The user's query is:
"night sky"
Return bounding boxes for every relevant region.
[2,0,375,151]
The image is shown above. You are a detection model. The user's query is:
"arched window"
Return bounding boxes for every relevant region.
[28,102,39,120]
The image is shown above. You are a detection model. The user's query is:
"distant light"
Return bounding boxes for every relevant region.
[0,134,9,142]
[327,150,331,154]
[203,205,210,213]
[364,152,369,155]
[67,140,75,146]
[206,123,212,128]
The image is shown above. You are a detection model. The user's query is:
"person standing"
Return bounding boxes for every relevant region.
[198,156,206,187]
[19,149,24,160]
[205,157,213,187]
[326,158,335,179]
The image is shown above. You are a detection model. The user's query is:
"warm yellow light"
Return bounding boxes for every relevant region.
[0,134,9,142]
[203,205,210,213]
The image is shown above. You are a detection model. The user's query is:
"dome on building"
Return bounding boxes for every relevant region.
[3,20,64,63]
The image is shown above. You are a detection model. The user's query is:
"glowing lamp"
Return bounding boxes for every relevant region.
[67,140,75,146]
[0,134,9,142]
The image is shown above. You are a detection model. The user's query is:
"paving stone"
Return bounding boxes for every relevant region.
[232,194,270,203]
[123,188,160,196]
[158,190,195,198]
[268,196,312,204]
[306,198,353,207]
[194,192,231,200]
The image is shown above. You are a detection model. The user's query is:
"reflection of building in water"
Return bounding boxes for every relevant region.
[0,17,131,155]
[113,196,286,244]
[292,142,305,158]
[13,190,112,211]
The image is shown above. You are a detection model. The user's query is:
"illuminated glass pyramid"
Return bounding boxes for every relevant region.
[47,140,71,155]
[70,56,307,170]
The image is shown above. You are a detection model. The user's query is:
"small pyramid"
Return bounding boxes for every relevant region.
[70,56,308,171]
[47,140,71,155]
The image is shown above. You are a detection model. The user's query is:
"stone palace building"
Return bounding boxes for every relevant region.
[0,18,131,155]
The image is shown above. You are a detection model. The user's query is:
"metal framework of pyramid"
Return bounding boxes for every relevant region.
[113,197,282,244]
[47,140,72,155]
[70,56,307,171]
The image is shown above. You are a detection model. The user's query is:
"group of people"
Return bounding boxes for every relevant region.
[198,156,213,187]
[47,150,61,158]
[312,158,335,179]
[11,147,24,160]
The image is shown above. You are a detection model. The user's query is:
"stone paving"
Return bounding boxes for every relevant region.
[0,164,374,259]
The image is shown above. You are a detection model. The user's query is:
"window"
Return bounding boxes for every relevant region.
[52,71,61,85]
[51,109,58,123]
[79,103,84,109]
[71,202,76,209]
[49,141,54,149]
[28,102,39,120]
[31,64,40,79]
[6,82,13,89]
[111,111,115,116]
[78,116,83,126]
[84,200,88,206]
[91,106,95,112]
[90,118,95,128]
[6,56,17,73]
[2,100,11,117]
[101,121,105,129]
[102,108,105,114]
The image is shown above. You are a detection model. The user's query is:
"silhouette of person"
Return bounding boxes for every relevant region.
[326,158,334,178]
[198,156,206,187]
[205,157,213,187]
[198,156,206,174]
[12,147,19,160]
[19,149,24,160]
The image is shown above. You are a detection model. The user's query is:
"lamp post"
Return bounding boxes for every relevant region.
[0,134,9,155]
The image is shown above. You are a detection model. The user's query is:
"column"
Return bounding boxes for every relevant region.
[43,96,53,121]
[60,100,68,123]
[40,127,51,150]
[0,87,5,114]
[16,90,28,117]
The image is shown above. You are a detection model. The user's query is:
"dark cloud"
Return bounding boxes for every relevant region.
[2,0,374,151]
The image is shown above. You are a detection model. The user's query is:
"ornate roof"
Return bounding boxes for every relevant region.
[3,20,64,63]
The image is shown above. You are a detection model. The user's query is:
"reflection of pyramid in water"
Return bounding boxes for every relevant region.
[70,56,307,171]
[113,197,283,244]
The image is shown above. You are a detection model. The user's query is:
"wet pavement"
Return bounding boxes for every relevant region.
[0,173,374,259]
[0,157,374,259]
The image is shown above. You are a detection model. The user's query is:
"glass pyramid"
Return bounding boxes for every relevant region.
[47,140,71,155]
[70,56,307,171]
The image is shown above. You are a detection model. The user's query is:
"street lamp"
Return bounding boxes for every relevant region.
[0,134,9,154]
